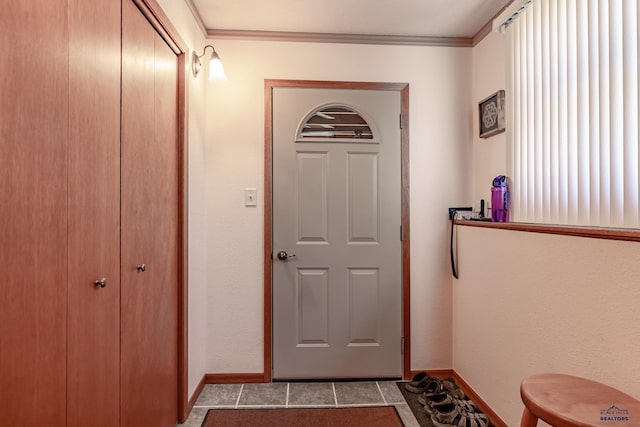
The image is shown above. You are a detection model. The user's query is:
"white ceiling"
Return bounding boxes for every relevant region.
[190,0,514,41]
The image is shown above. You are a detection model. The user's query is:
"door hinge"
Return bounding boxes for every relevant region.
[401,337,405,354]
[400,225,404,241]
[399,113,404,129]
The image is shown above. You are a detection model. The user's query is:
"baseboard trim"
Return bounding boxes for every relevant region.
[451,371,508,427]
[204,373,267,384]
[186,375,206,417]
[413,369,454,380]
[408,369,507,427]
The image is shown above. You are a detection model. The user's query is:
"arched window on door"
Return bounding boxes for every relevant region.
[296,104,378,143]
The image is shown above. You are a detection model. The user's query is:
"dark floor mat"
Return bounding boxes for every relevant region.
[396,379,494,427]
[201,406,404,427]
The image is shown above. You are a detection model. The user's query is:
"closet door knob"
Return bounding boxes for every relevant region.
[137,264,146,272]
[95,278,108,288]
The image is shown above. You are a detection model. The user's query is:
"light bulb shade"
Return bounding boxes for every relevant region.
[191,45,228,81]
[208,52,228,82]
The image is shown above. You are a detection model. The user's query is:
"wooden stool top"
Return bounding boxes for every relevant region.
[521,373,640,426]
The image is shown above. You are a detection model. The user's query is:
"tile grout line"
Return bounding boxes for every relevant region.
[286,383,290,408]
[235,384,244,409]
[235,404,288,408]
[376,382,389,405]
[337,403,393,407]
[193,405,236,408]
[332,383,338,408]
[287,404,337,408]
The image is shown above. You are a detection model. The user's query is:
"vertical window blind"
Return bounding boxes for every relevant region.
[505,0,639,228]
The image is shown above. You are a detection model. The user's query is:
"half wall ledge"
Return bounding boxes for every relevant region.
[455,220,640,243]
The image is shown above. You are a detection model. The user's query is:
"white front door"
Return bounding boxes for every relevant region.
[272,87,402,379]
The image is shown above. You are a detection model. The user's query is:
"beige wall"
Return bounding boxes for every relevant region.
[471,31,507,211]
[460,30,640,426]
[203,39,474,374]
[453,226,640,426]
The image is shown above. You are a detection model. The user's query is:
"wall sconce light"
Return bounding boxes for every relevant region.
[191,45,228,81]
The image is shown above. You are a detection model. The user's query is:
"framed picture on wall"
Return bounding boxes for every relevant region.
[479,90,505,138]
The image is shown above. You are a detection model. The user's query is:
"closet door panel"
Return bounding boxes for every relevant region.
[0,1,69,424]
[67,0,122,424]
[121,0,179,424]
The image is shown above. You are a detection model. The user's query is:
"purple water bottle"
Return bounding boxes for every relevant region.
[491,175,509,222]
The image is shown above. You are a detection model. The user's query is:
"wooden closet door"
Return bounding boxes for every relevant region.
[0,1,69,424]
[66,0,122,425]
[121,0,179,425]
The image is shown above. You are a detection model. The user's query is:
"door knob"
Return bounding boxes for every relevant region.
[137,264,146,272]
[276,250,296,261]
[95,278,108,288]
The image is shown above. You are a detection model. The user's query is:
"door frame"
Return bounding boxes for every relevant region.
[129,0,189,422]
[264,79,411,381]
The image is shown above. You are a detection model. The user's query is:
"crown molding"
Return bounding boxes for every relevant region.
[185,0,518,47]
[207,29,473,47]
[184,0,208,37]
[471,0,517,46]
[471,20,494,46]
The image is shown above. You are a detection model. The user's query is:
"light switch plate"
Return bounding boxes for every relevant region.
[244,188,257,206]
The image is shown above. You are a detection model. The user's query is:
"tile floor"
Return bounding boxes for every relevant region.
[178,381,419,426]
